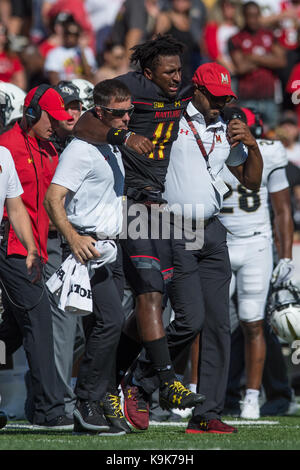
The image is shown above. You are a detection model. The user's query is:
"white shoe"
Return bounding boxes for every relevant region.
[240,398,260,419]
[285,390,300,416]
[172,408,193,419]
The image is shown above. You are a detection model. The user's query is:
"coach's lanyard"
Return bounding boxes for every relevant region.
[184,110,216,172]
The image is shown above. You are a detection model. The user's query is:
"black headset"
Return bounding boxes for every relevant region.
[248,108,263,139]
[25,84,52,127]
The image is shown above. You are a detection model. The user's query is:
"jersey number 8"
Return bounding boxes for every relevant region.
[220,184,261,214]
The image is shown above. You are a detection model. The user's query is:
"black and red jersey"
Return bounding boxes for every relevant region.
[117,71,192,192]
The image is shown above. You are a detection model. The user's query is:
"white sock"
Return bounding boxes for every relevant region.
[188,383,197,394]
[245,389,260,402]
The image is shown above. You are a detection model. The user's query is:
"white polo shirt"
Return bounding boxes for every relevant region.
[52,138,124,238]
[164,102,248,220]
[0,146,23,224]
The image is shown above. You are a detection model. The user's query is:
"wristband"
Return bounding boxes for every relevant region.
[107,128,128,145]
[124,131,136,146]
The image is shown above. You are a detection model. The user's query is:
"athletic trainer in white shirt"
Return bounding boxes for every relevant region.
[44,79,133,436]
[133,62,263,435]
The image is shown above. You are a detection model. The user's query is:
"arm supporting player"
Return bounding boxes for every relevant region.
[44,183,100,265]
[73,110,153,155]
[227,118,263,190]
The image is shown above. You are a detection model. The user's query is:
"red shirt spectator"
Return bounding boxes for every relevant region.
[276,0,300,50]
[0,21,26,89]
[286,63,300,125]
[203,0,240,74]
[38,40,57,59]
[0,51,24,82]
[229,28,276,99]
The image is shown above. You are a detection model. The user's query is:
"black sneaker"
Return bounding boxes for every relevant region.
[73,400,109,432]
[102,391,131,434]
[159,380,206,411]
[33,415,74,431]
[98,425,126,436]
[0,411,7,430]
[73,420,126,436]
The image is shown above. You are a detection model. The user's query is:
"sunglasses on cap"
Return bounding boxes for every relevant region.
[199,87,233,106]
[100,104,135,117]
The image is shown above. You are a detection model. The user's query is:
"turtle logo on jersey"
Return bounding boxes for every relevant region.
[154,102,164,109]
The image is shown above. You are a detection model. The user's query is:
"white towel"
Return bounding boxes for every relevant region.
[46,240,117,316]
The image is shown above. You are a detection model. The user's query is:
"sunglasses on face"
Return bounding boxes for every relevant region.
[200,87,233,106]
[100,104,135,117]
[65,30,80,37]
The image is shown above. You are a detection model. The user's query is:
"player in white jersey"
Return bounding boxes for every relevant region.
[219,107,294,419]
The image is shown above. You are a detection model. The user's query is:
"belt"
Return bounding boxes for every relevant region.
[48,230,58,239]
[77,231,120,241]
[172,215,215,230]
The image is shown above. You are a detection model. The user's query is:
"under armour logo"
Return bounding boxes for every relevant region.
[172,395,182,405]
[216,135,222,143]
[180,129,189,135]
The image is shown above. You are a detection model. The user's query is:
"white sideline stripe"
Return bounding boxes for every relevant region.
[149,420,279,427]
[225,420,279,425]
[2,420,279,431]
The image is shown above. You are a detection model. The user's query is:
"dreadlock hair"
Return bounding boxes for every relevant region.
[130,34,185,72]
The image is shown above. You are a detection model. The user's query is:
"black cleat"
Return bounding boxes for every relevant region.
[0,411,7,430]
[159,380,205,411]
[102,391,131,434]
[73,400,109,432]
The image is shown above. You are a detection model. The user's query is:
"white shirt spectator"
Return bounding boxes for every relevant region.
[51,138,124,238]
[85,0,124,33]
[44,46,96,81]
[241,0,282,16]
[164,102,248,220]
[0,146,23,224]
[285,142,300,167]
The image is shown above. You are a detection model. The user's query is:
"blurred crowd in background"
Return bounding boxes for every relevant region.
[1,0,300,235]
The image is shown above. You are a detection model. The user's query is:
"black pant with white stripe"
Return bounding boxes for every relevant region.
[134,217,232,420]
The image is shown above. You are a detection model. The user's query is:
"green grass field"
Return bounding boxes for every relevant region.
[1,416,300,451]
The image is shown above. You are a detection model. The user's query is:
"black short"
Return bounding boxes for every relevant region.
[11,0,32,18]
[120,198,173,296]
